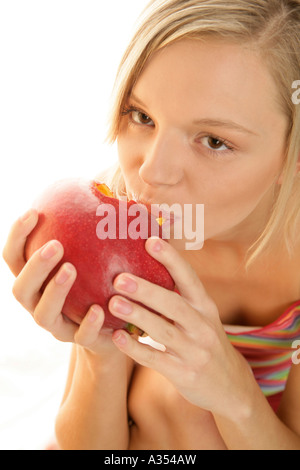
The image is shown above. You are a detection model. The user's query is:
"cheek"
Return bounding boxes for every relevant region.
[117,137,136,188]
[202,162,279,227]
[117,134,143,176]
[117,135,130,169]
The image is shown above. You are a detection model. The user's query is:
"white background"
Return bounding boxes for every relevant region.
[0,0,149,450]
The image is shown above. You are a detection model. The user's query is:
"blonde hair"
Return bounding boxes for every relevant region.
[105,0,300,264]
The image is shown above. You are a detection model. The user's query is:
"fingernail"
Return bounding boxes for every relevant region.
[88,305,101,323]
[113,331,127,346]
[20,209,34,223]
[41,240,60,260]
[115,275,137,293]
[112,298,132,315]
[149,237,163,252]
[55,263,74,285]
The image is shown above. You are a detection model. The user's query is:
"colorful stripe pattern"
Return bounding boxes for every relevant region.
[226,301,300,398]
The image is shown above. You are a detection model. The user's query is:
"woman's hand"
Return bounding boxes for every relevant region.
[2,209,120,357]
[109,237,254,419]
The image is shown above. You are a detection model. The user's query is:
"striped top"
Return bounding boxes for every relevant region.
[226,300,300,411]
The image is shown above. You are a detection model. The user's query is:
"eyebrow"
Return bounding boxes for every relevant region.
[130,93,259,137]
[192,118,259,136]
[130,93,147,106]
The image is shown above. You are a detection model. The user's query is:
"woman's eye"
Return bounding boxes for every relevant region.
[131,110,154,126]
[200,136,234,153]
[202,136,229,151]
[121,106,154,127]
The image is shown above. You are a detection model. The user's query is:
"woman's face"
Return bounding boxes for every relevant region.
[117,39,288,250]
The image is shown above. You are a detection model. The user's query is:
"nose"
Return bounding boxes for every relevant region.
[139,129,185,187]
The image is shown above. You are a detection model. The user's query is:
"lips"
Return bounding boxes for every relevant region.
[128,191,182,231]
[147,203,176,226]
[136,200,184,237]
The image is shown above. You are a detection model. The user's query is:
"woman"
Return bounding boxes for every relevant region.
[3,0,300,449]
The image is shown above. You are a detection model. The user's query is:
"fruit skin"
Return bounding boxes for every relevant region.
[25,178,175,332]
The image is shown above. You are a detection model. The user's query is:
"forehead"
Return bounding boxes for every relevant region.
[131,38,286,134]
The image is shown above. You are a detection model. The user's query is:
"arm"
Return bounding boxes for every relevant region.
[213,363,300,450]
[3,209,133,450]
[107,237,300,450]
[278,361,300,434]
[55,345,134,450]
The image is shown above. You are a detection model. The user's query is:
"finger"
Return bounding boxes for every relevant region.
[33,262,77,341]
[74,305,105,347]
[12,240,65,313]
[113,272,192,328]
[113,239,210,328]
[112,328,174,372]
[109,295,190,354]
[2,209,39,276]
[145,237,217,317]
[146,237,207,303]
